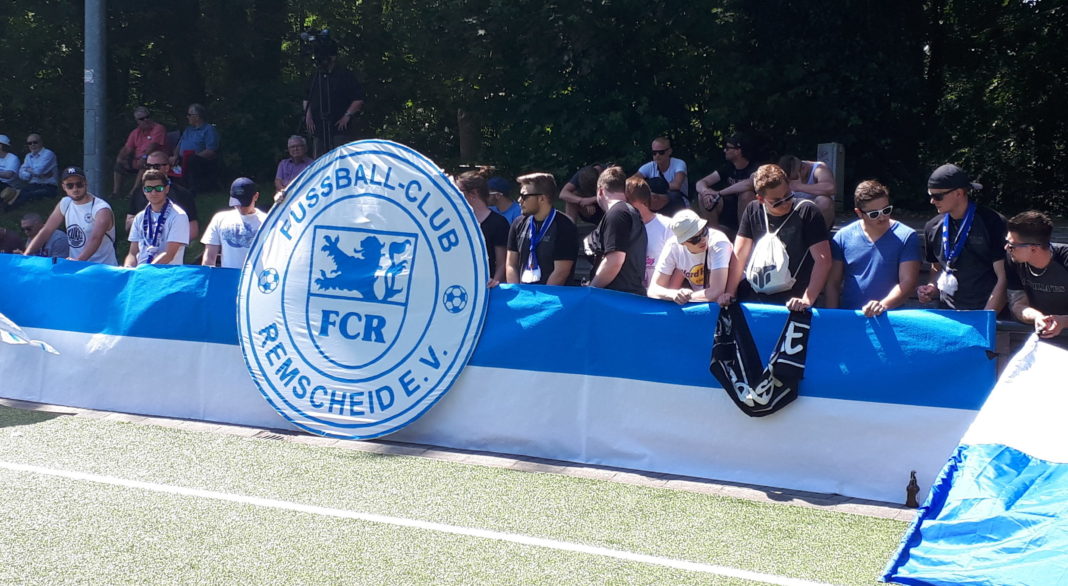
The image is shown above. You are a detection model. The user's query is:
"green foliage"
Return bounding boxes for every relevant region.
[1,0,1065,230]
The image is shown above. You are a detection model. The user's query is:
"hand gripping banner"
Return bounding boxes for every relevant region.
[709,304,812,417]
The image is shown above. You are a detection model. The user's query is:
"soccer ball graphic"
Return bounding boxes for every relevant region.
[258,268,280,293]
[442,285,468,314]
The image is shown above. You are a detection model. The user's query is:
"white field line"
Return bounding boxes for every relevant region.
[0,460,831,586]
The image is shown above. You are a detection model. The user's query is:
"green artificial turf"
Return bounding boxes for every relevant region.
[0,407,907,585]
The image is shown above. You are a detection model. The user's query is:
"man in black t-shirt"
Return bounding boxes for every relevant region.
[694,133,759,234]
[303,47,366,156]
[456,171,509,286]
[918,164,1007,311]
[559,163,607,225]
[505,172,578,286]
[1005,210,1068,339]
[589,166,648,295]
[723,164,831,310]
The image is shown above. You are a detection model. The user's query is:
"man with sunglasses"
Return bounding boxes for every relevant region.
[918,164,1007,311]
[695,133,759,234]
[637,137,689,216]
[112,106,166,199]
[14,134,57,204]
[647,209,732,305]
[126,151,199,240]
[505,172,578,286]
[1004,211,1068,340]
[125,169,190,267]
[825,180,920,316]
[18,212,68,258]
[23,167,116,265]
[724,164,831,311]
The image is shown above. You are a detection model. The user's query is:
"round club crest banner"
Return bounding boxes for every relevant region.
[237,140,489,439]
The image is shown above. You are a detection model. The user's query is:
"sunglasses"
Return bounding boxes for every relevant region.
[63,181,85,189]
[723,144,740,150]
[861,205,893,219]
[145,163,167,169]
[651,149,669,156]
[20,226,33,233]
[686,231,707,245]
[143,184,167,193]
[929,188,957,201]
[766,192,795,208]
[135,116,149,121]
[1005,240,1042,250]
[26,140,39,145]
[519,192,542,198]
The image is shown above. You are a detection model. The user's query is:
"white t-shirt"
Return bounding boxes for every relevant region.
[638,157,689,195]
[653,228,732,290]
[643,214,673,288]
[129,202,190,266]
[0,152,20,179]
[60,196,117,265]
[201,208,267,269]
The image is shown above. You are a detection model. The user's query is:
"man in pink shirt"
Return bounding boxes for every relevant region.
[113,106,167,198]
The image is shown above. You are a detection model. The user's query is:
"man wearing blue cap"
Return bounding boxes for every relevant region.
[487,176,521,224]
[201,178,266,269]
[918,163,1007,311]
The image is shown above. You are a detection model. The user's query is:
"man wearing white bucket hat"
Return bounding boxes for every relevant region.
[647,209,733,305]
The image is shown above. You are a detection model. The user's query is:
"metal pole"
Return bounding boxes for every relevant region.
[84,0,106,196]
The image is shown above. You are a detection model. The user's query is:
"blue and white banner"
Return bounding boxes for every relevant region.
[0,253,997,503]
[883,336,1068,585]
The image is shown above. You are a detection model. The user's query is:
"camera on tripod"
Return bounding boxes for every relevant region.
[300,28,338,63]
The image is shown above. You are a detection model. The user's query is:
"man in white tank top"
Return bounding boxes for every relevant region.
[23,166,117,265]
[778,155,837,229]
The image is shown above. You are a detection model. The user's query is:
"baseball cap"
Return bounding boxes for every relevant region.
[928,164,982,192]
[0,135,9,147]
[60,166,87,181]
[646,176,670,195]
[670,209,706,243]
[487,177,512,195]
[229,177,258,206]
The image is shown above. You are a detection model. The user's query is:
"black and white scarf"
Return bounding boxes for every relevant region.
[709,303,812,417]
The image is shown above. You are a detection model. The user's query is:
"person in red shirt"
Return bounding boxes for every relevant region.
[112,106,167,199]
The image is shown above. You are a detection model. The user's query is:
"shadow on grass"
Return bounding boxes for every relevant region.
[0,406,64,429]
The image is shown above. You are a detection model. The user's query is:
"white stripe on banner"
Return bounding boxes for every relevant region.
[962,335,1068,463]
[0,460,829,586]
[0,312,58,355]
[0,328,979,503]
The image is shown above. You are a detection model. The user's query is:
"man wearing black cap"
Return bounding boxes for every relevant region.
[23,166,117,265]
[201,178,266,269]
[694,134,760,234]
[918,164,1007,311]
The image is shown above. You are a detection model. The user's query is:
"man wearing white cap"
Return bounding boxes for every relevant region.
[201,178,266,268]
[647,209,733,304]
[0,135,20,207]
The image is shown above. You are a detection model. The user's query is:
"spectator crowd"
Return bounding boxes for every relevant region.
[1,115,1065,344]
